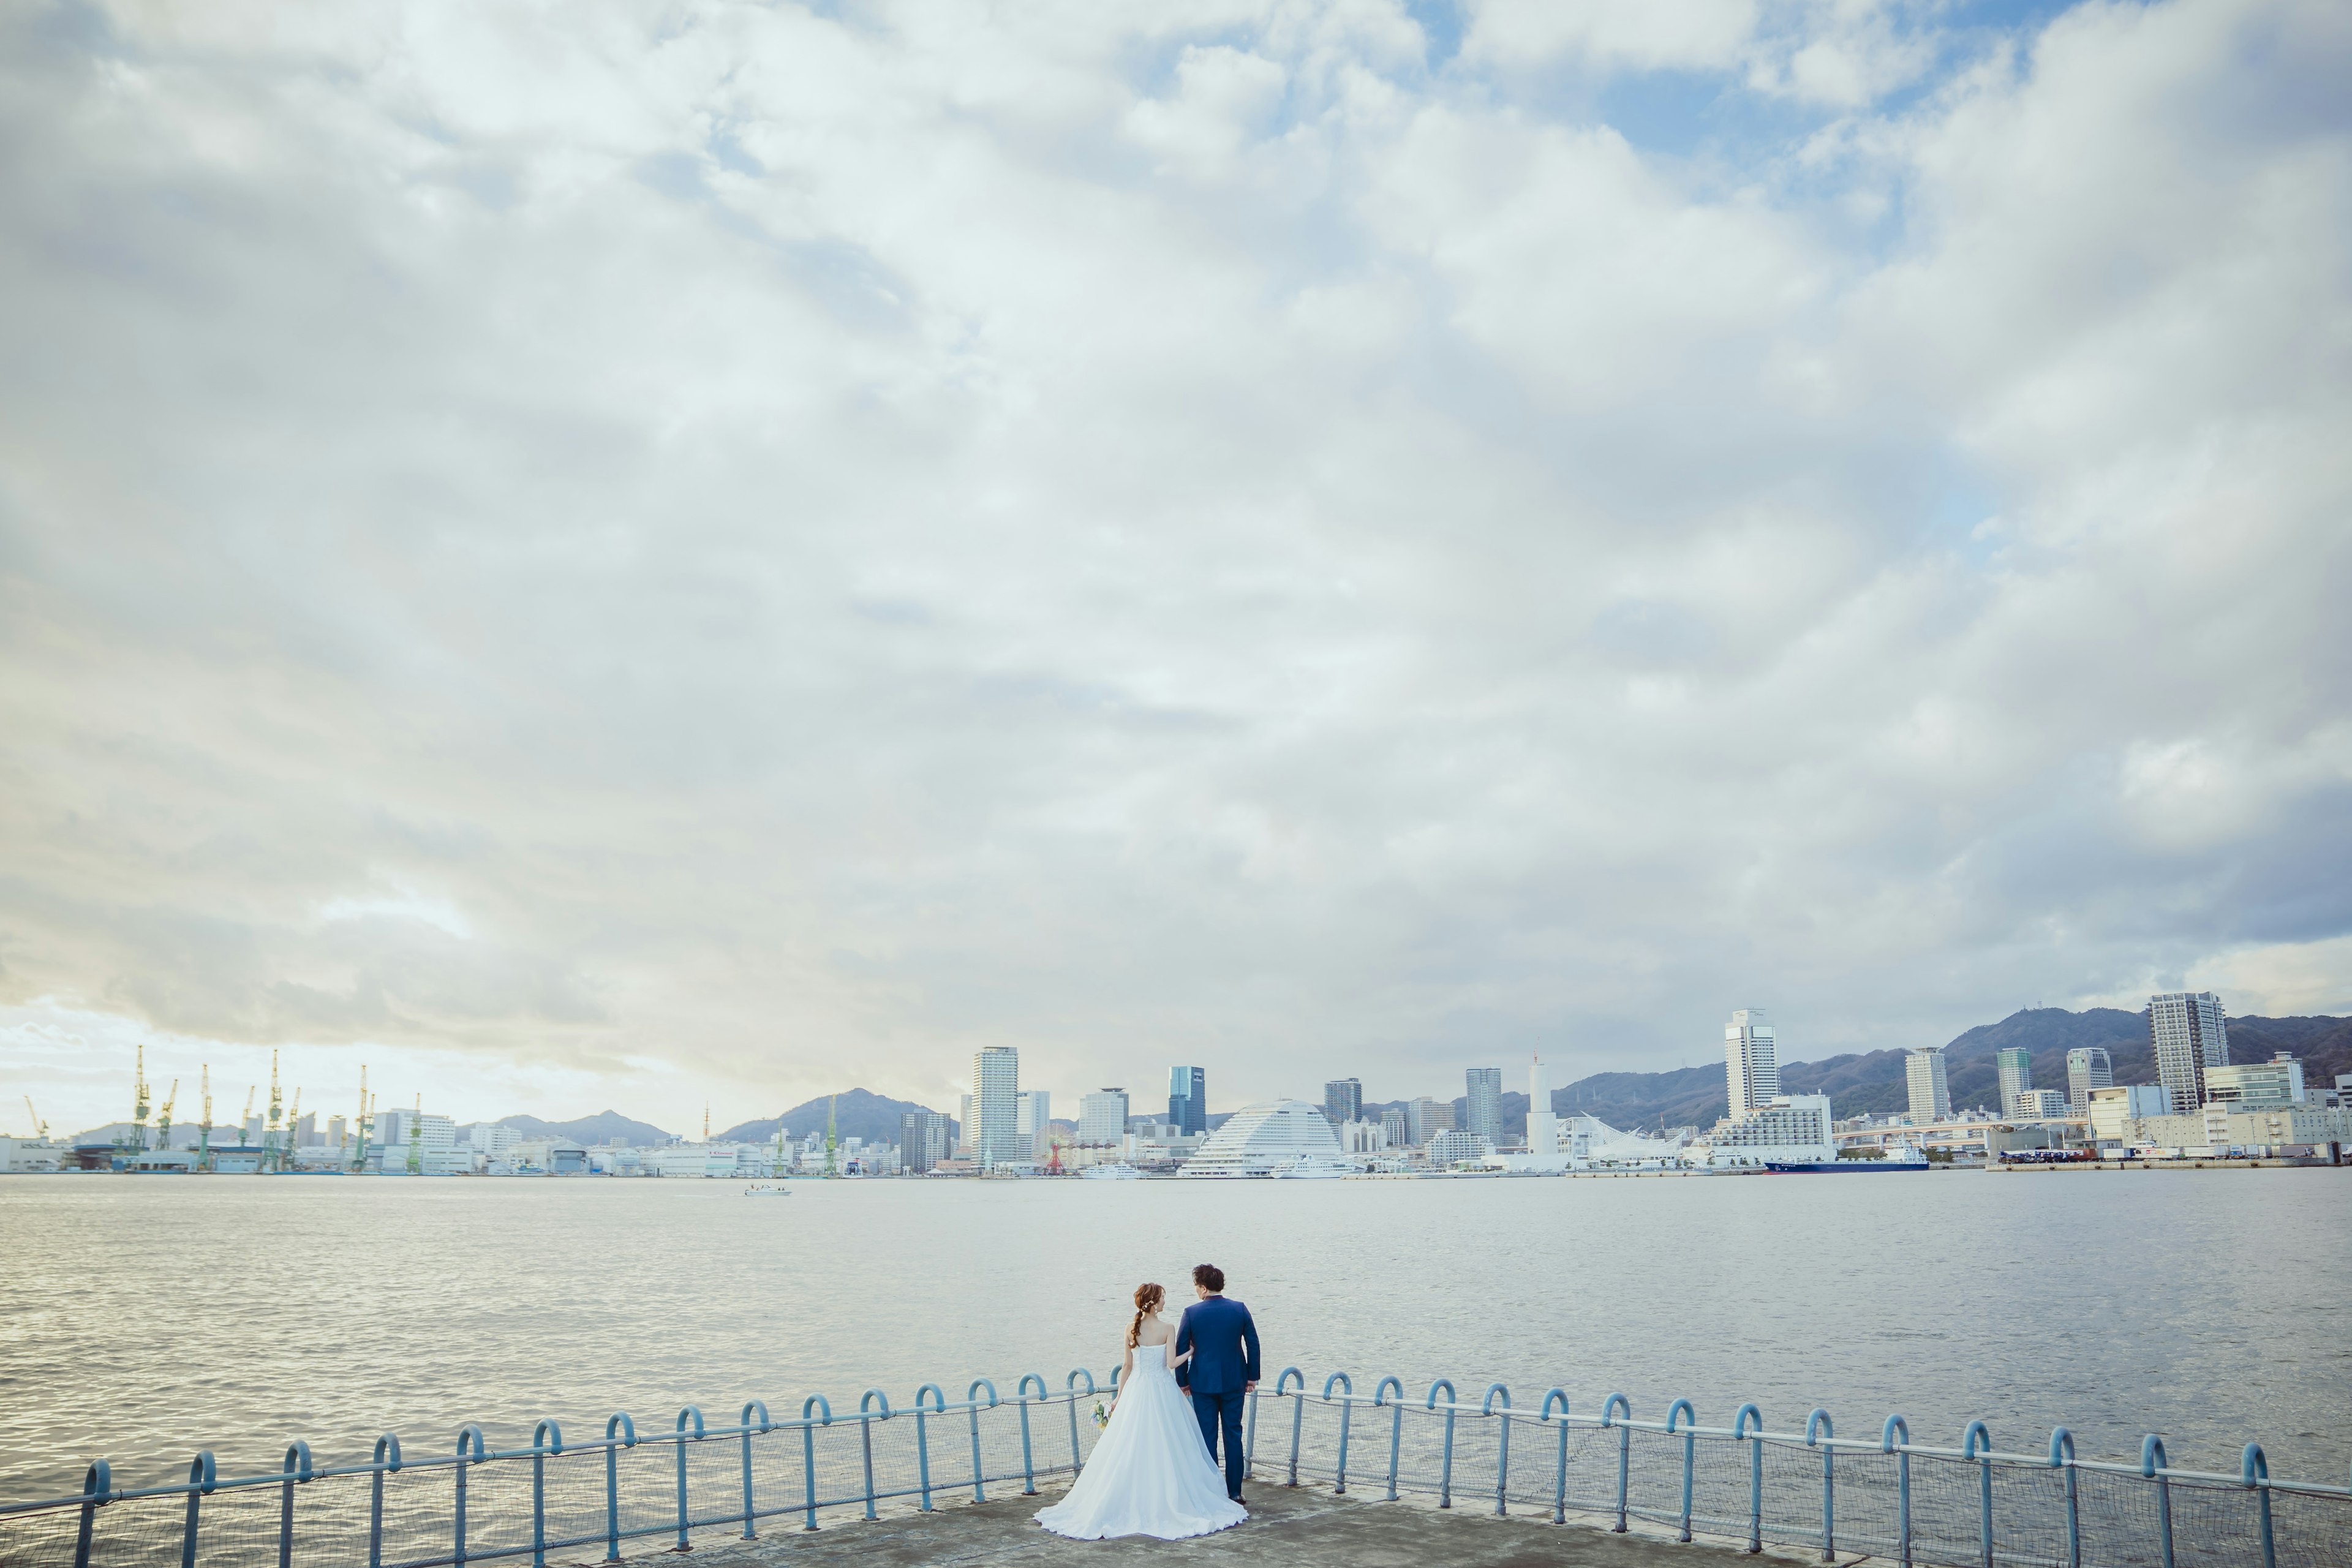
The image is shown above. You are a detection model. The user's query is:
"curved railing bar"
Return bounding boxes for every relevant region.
[1967,1422,1995,1568]
[1601,1395,1632,1533]
[1883,1416,1913,1568]
[671,1408,705,1551]
[858,1390,891,1420]
[600,1417,634,1563]
[966,1380,1000,1504]
[736,1403,771,1542]
[1805,1411,1834,1561]
[1275,1369,1307,1487]
[1426,1380,1458,1509]
[2143,1435,2175,1568]
[1735,1404,1763,1555]
[1482,1385,1512,1517]
[526,1424,560,1568]
[1539,1389,1571,1525]
[854,1392,889,1521]
[1016,1374,1048,1495]
[798,1396,831,1532]
[75,1461,111,1568]
[1324,1374,1354,1494]
[910,1384,948,1512]
[2049,1428,2079,1568]
[1374,1376,1406,1502]
[1064,1369,1096,1481]
[181,1452,217,1568]
[451,1428,486,1568]
[2244,1444,2275,1568]
[1666,1400,1697,1542]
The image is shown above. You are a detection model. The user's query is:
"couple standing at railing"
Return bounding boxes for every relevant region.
[1034,1263,1260,1542]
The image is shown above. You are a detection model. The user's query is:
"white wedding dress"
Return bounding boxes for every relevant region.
[1034,1338,1248,1540]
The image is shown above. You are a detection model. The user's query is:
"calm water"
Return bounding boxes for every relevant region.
[2,1170,2346,1499]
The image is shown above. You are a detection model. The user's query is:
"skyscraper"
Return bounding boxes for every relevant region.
[1379,1106,1408,1148]
[1017,1089,1052,1161]
[2065,1047,2114,1114]
[1724,1010,1779,1120]
[1168,1065,1206,1136]
[2150,993,2228,1113]
[1079,1088,1129,1144]
[1905,1047,1951,1122]
[1996,1048,2034,1118]
[972,1047,1020,1169]
[899,1110,951,1174]
[1524,1056,1556,1157]
[1322,1078,1362,1126]
[1404,1096,1452,1146]
[1464,1068,1502,1145]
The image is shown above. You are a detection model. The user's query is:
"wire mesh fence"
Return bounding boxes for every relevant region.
[3,1368,2344,1568]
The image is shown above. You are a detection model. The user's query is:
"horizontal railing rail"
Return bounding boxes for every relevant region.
[4,1368,2345,1568]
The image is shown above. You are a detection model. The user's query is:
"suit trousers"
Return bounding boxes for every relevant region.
[1189,1389,1247,1499]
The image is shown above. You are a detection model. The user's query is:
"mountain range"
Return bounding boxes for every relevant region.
[715,1088,949,1148]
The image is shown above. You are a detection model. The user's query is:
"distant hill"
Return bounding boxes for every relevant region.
[489,1110,677,1147]
[717,1088,951,1148]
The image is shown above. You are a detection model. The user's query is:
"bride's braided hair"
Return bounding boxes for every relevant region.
[1128,1283,1165,1349]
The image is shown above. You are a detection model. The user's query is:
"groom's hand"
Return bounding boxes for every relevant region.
[1244,1381,1257,1393]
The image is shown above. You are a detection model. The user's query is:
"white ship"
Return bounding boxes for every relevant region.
[1080,1162,1145,1180]
[1268,1155,1354,1179]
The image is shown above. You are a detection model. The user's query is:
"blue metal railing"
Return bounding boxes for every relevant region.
[7,1367,2350,1568]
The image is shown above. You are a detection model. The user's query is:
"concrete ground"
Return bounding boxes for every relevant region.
[663,1482,1854,1568]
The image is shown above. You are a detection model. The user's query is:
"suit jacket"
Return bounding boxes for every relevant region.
[1175,1296,1261,1395]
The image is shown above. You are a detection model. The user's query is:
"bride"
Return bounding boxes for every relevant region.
[1034,1284,1249,1540]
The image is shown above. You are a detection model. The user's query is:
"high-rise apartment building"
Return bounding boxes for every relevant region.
[1905,1048,1951,1122]
[1079,1088,1129,1144]
[1724,1010,1780,1120]
[898,1110,951,1174]
[1322,1078,1362,1126]
[1017,1089,1052,1162]
[1404,1096,1453,1146]
[2150,992,2229,1113]
[1379,1107,1409,1148]
[2065,1047,2114,1114]
[1525,1056,1556,1156]
[1169,1066,1207,1136]
[1464,1068,1502,1145]
[1996,1048,2035,1118]
[972,1047,1021,1169]
[958,1095,973,1156]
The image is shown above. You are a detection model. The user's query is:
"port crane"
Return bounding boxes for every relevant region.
[21,1096,47,1139]
[262,1050,283,1170]
[130,1044,151,1153]
[156,1080,178,1153]
[241,1086,256,1150]
[279,1088,302,1172]
[407,1092,423,1175]
[198,1066,214,1172]
[350,1065,374,1173]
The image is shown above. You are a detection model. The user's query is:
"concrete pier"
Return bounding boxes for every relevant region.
[670,1483,1840,1567]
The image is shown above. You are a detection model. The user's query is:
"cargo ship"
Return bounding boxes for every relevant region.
[1766,1139,1930,1173]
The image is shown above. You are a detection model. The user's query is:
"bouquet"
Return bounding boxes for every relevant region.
[1091,1401,1109,1429]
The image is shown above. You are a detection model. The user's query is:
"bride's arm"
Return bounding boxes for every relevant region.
[1115,1338,1134,1404]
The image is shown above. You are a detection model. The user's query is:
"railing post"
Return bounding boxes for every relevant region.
[74,1460,110,1568]
[858,1390,891,1521]
[181,1451,217,1568]
[2143,1434,2174,1568]
[1324,1374,1354,1494]
[1376,1377,1404,1502]
[1482,1385,1513,1516]
[799,1396,832,1531]
[674,1405,706,1550]
[1735,1404,1763,1554]
[603,1414,636,1561]
[527,1420,562,1568]
[454,1425,487,1568]
[1017,1374,1047,1494]
[1883,1416,1911,1568]
[911,1385,944,1511]
[1805,1410,1834,1561]
[1540,1391,1569,1525]
[1966,1421,1995,1568]
[1428,1380,1459,1509]
[278,1440,312,1568]
[739,1401,771,1540]
[1278,1369,1306,1487]
[1667,1400,1696,1542]
[2242,1443,2274,1568]
[1245,1376,1260,1480]
[1602,1394,1631,1532]
[967,1380,1000,1503]
[1065,1370,1096,1476]
[2051,1428,2078,1568]
[368,1436,399,1568]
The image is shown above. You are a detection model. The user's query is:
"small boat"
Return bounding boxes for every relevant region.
[1080,1163,1144,1180]
[744,1183,793,1196]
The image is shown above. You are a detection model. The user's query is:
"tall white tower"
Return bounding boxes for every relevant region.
[1525,1055,1556,1155]
[1724,1009,1780,1121]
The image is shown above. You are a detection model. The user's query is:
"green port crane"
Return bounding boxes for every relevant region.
[407,1092,423,1175]
[241,1086,256,1153]
[281,1088,301,1172]
[156,1080,178,1153]
[262,1050,283,1172]
[198,1066,214,1172]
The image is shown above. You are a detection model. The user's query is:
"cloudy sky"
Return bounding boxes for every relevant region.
[2,0,2347,1136]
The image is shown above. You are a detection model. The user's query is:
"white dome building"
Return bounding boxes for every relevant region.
[1180,1099,1345,1178]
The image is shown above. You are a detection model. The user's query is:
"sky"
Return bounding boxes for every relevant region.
[2,0,2348,1138]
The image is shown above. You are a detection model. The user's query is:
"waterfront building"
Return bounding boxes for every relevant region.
[2150,992,2229,1117]
[2086,1084,2173,1150]
[959,1095,973,1156]
[2012,1089,2070,1121]
[470,1123,521,1156]
[1524,1056,1557,1161]
[1464,1068,1502,1145]
[972,1047,1022,1169]
[295,1112,318,1147]
[1169,1066,1207,1137]
[1906,1048,1952,1122]
[1017,1090,1053,1161]
[1078,1089,1129,1144]
[508,1138,589,1174]
[1996,1048,2035,1118]
[2066,1048,2114,1113]
[1426,1128,1493,1168]
[1179,1099,1343,1177]
[0,1137,62,1173]
[1336,1118,1387,1154]
[1379,1106,1408,1147]
[2203,1054,2305,1109]
[326,1115,347,1149]
[1322,1078,1362,1126]
[899,1110,951,1173]
[1724,1011,1780,1120]
[1700,1095,1835,1167]
[243,1114,265,1144]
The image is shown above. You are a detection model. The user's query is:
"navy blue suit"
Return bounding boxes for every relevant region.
[1175,1295,1260,1498]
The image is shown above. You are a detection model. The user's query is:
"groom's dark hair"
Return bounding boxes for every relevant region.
[1193,1264,1224,1293]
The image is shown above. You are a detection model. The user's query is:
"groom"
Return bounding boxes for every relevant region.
[1174,1262,1260,1502]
